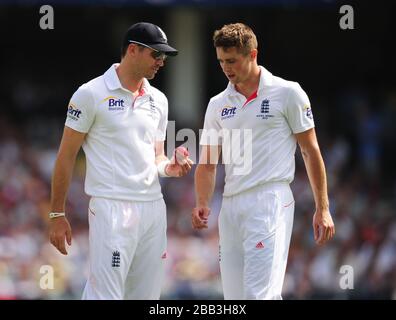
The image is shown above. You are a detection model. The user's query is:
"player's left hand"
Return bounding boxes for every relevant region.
[313,209,335,245]
[166,146,194,177]
[192,206,210,229]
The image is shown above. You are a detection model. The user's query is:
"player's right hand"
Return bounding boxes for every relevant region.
[312,209,335,245]
[167,146,194,177]
[49,217,72,255]
[192,207,210,229]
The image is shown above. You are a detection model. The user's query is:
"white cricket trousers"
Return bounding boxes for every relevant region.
[219,182,294,300]
[82,197,167,300]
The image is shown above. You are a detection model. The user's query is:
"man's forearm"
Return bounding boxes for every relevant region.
[195,164,216,207]
[50,156,76,212]
[301,148,329,211]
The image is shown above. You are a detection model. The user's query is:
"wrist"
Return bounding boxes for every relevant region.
[316,203,329,210]
[157,159,171,177]
[197,201,209,208]
[49,212,66,219]
[315,207,330,215]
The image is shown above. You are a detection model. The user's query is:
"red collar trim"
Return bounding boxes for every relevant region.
[242,90,258,108]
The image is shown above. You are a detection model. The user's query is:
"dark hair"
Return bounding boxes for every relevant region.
[213,23,258,55]
[121,42,129,59]
[120,42,145,59]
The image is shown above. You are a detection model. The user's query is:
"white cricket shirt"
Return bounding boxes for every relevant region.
[200,66,315,197]
[65,64,168,201]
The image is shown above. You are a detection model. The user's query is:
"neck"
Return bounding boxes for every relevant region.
[116,60,144,94]
[235,65,261,98]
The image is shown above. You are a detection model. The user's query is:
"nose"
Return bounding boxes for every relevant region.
[157,59,165,67]
[223,66,231,74]
[221,63,230,73]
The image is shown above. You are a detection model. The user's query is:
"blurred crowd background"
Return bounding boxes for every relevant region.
[1,0,395,299]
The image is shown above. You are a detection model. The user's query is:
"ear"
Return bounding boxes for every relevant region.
[127,43,139,56]
[250,49,258,60]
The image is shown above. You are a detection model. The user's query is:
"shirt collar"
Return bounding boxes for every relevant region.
[104,63,152,94]
[225,65,273,97]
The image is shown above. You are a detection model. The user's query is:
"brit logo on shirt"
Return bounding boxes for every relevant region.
[103,96,125,111]
[67,104,82,121]
[257,99,273,119]
[220,106,237,120]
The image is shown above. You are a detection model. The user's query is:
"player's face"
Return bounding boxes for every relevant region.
[138,46,167,80]
[216,47,255,85]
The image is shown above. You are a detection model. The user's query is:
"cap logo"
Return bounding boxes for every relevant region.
[156,26,167,42]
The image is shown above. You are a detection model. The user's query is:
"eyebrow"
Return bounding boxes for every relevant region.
[218,58,236,62]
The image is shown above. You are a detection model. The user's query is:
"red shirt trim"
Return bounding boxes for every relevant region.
[242,90,258,108]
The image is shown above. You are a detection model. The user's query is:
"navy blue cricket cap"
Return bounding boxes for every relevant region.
[123,22,178,56]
